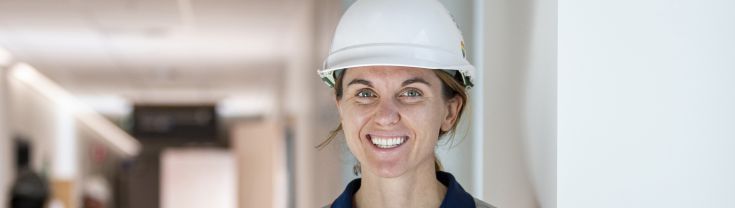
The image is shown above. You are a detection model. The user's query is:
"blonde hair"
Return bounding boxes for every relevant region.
[316,69,469,175]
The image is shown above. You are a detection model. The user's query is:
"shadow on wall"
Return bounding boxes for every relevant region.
[484,0,556,207]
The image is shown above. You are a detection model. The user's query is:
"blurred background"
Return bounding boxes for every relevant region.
[0,0,556,208]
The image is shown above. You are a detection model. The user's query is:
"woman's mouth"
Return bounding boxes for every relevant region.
[368,135,408,149]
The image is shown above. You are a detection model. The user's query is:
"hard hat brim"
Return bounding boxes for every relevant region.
[318,43,475,88]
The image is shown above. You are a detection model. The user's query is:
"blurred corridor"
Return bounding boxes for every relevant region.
[0,0,556,208]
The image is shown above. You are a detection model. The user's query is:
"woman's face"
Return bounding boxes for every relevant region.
[337,66,462,178]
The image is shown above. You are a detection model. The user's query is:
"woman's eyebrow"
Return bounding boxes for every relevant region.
[347,79,373,87]
[402,77,431,87]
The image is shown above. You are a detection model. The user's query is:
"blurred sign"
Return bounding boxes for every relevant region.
[132,105,218,141]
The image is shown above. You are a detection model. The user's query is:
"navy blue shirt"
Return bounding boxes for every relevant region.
[329,171,478,208]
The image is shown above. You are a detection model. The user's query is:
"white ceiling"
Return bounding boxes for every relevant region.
[0,0,316,106]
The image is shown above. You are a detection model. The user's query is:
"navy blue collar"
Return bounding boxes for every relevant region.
[330,171,476,208]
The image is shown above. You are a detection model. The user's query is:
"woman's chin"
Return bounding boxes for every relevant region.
[364,160,410,178]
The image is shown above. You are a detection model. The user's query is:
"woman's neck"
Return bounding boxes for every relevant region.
[354,160,447,208]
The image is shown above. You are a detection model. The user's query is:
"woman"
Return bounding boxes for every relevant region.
[317,0,494,207]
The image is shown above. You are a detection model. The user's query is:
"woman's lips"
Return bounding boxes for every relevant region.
[367,134,408,149]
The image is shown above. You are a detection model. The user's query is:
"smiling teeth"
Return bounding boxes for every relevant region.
[370,136,406,149]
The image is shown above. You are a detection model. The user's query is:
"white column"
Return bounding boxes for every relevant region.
[52,102,77,181]
[284,1,317,207]
[559,0,735,207]
[472,0,486,199]
[0,47,12,208]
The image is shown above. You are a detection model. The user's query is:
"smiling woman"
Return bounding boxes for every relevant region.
[339,66,466,175]
[317,68,467,174]
[316,0,494,207]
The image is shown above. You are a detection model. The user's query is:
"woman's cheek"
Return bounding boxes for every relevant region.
[400,103,444,138]
[342,103,373,120]
[400,103,439,124]
[340,103,372,137]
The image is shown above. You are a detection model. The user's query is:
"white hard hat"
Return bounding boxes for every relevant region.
[318,0,475,89]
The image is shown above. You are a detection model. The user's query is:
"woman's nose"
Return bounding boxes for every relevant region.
[373,98,400,126]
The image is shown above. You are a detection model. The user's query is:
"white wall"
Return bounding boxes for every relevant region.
[483,0,556,207]
[230,120,285,208]
[8,65,80,207]
[7,66,57,175]
[559,0,735,207]
[6,63,140,207]
[0,48,11,208]
[161,149,236,208]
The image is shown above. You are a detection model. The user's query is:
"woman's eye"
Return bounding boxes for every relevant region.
[356,89,376,98]
[400,89,423,97]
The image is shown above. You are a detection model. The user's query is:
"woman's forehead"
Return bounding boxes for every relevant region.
[345,66,436,79]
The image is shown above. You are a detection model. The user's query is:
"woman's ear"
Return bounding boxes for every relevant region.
[441,95,463,132]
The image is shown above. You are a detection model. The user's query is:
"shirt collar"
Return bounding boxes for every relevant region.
[330,171,476,208]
